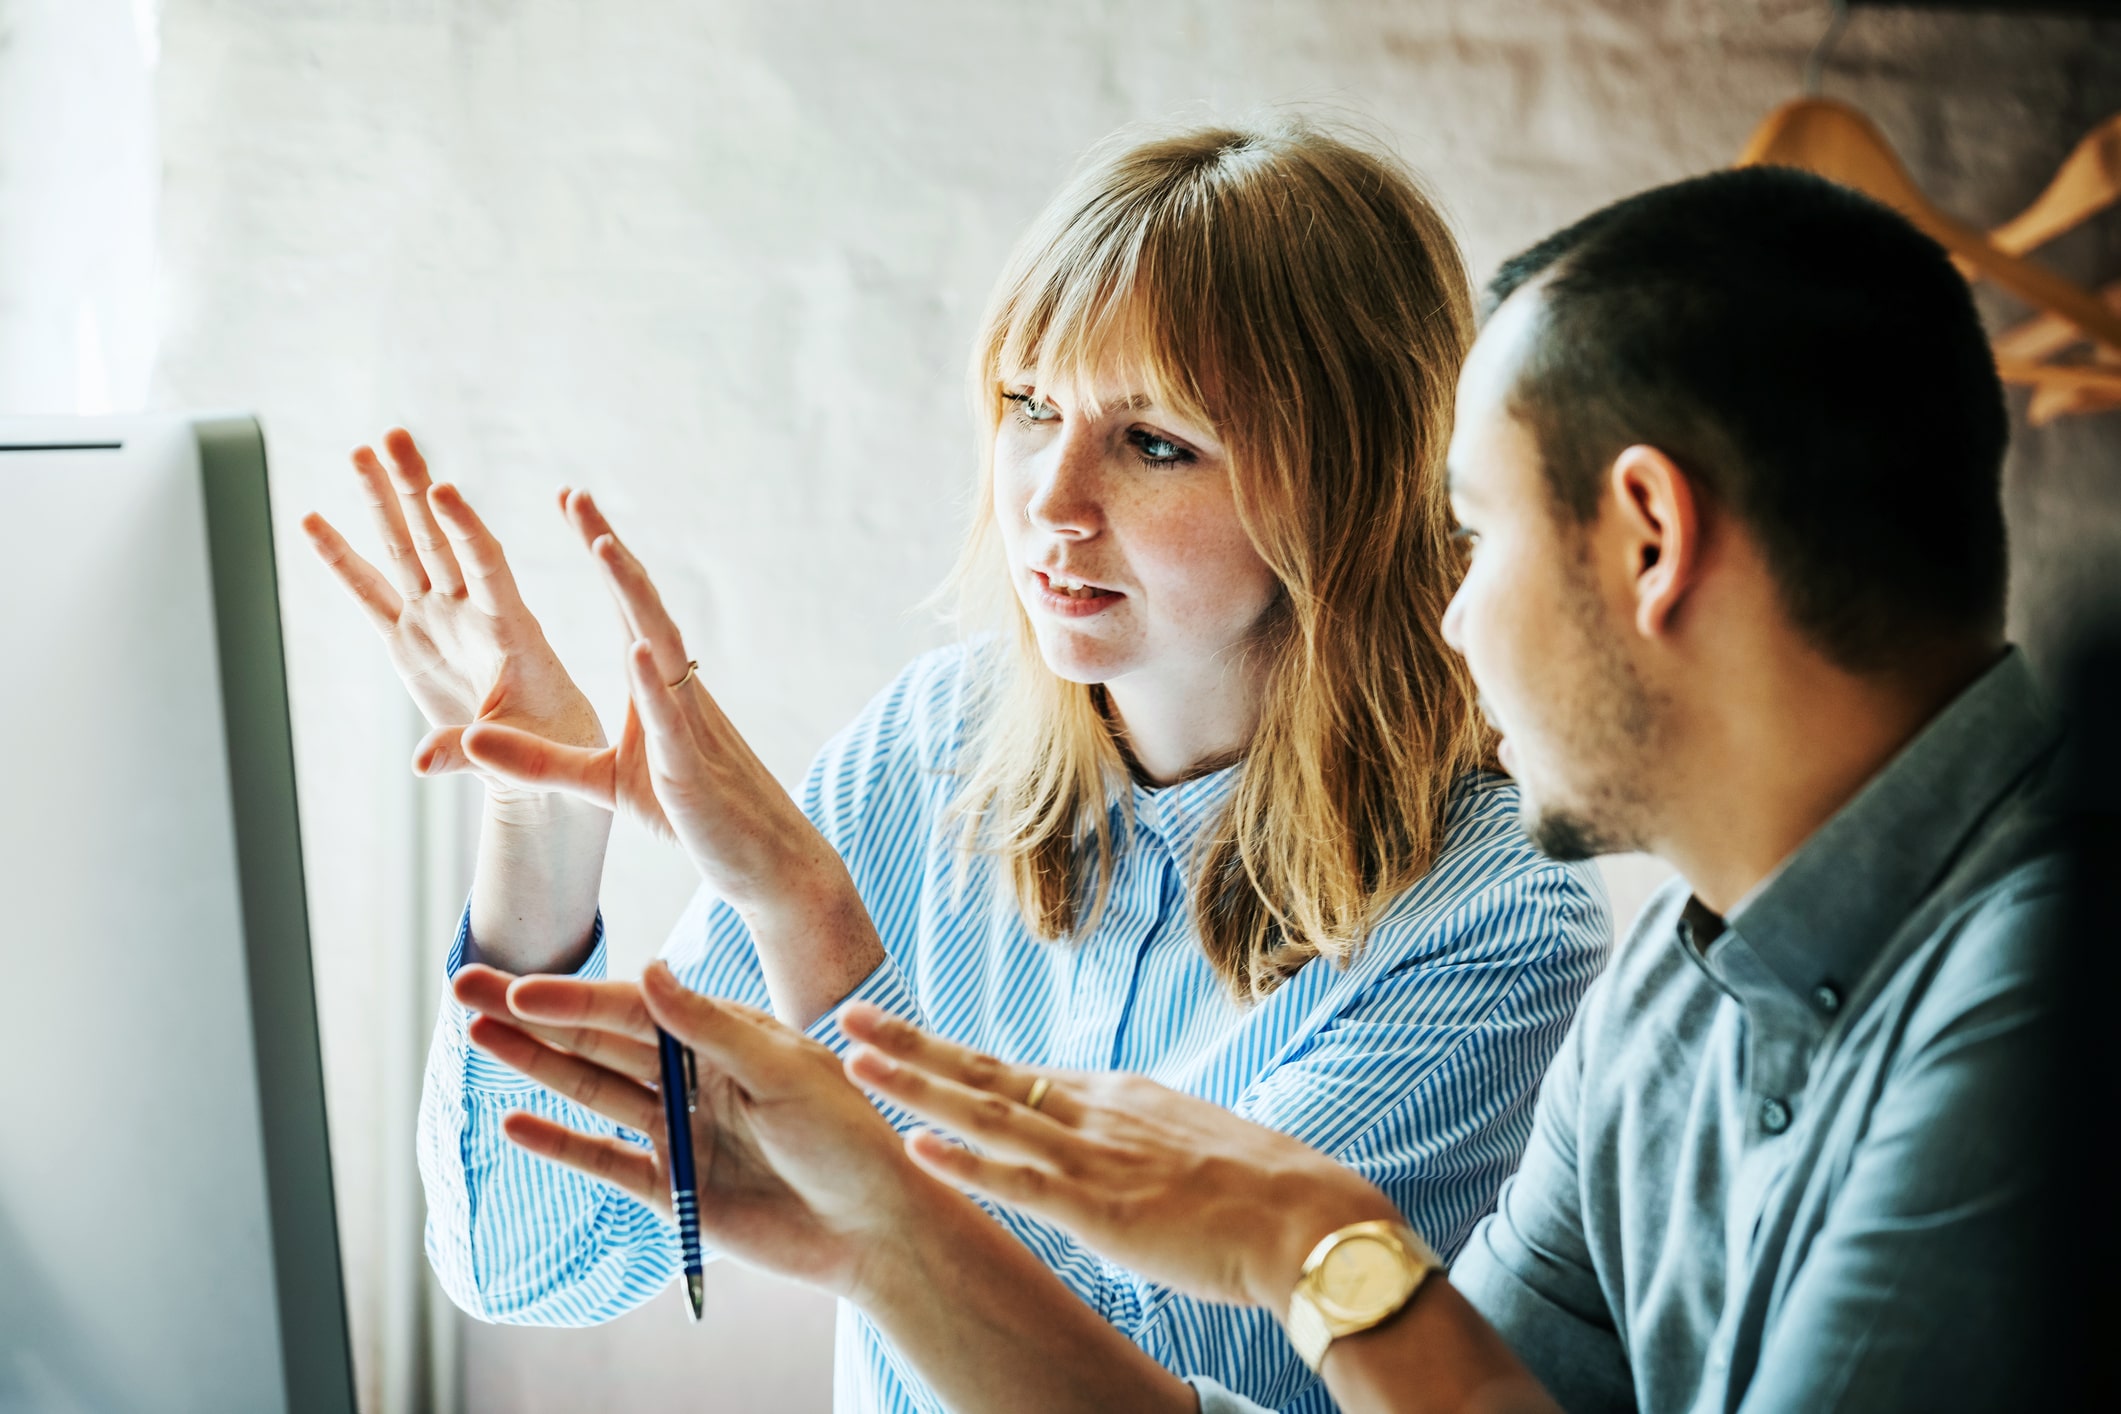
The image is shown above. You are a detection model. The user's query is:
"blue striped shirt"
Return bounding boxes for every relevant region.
[419,641,1610,1413]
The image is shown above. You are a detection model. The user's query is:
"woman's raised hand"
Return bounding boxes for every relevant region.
[301,429,607,789]
[458,491,884,1023]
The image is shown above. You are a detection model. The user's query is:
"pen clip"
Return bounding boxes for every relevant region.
[682,1044,699,1113]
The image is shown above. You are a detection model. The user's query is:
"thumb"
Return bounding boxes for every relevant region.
[642,963,787,1091]
[413,724,475,776]
[463,722,620,809]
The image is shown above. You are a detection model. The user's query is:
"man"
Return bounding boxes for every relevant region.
[464,166,2060,1412]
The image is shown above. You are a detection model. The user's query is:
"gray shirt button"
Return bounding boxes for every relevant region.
[1813,984,1842,1014]
[1760,1097,1792,1134]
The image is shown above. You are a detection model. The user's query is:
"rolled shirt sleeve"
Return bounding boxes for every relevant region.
[1450,970,1636,1414]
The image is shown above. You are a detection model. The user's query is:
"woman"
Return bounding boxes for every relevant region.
[305,119,1607,1413]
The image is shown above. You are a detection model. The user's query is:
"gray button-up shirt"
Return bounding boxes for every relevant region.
[1448,648,2063,1412]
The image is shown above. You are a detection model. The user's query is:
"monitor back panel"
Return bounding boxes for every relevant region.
[0,416,346,1414]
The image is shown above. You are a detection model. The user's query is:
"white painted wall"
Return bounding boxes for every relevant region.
[7,1,2115,1410]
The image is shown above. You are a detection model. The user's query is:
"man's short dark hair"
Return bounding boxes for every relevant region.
[1486,166,2008,672]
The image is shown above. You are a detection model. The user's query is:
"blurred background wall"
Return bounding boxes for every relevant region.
[4,1,2117,1410]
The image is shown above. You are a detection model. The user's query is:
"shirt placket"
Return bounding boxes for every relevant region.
[1715,935,1821,1405]
[1051,814,1174,1070]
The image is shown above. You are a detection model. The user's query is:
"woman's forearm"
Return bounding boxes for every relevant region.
[738,850,889,1028]
[851,1186,1198,1414]
[465,791,612,975]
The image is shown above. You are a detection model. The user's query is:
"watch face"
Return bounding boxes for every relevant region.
[1314,1234,1412,1321]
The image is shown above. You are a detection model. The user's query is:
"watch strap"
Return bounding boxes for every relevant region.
[1287,1287,1337,1371]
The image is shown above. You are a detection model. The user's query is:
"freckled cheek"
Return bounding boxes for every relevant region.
[989,444,1034,546]
[1124,495,1275,631]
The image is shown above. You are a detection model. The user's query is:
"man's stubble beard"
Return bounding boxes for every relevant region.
[1519,553,1665,863]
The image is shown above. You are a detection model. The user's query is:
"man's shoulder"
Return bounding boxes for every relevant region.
[1896,850,2067,1046]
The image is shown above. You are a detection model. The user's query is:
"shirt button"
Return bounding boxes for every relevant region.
[1813,984,1842,1014]
[1759,1097,1792,1134]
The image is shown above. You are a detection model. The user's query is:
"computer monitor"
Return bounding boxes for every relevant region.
[0,415,355,1414]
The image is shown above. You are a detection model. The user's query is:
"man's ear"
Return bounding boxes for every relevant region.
[1606,444,1701,641]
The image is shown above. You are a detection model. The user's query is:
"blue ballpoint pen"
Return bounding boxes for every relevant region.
[658,1026,706,1321]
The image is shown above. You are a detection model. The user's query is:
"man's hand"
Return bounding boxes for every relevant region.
[840,1001,1403,1313]
[456,961,953,1301]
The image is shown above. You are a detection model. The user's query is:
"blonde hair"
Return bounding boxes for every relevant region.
[949,118,1488,999]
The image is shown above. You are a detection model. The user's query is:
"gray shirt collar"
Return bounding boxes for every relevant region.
[1686,648,2056,1029]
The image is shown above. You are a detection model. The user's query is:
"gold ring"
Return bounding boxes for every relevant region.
[1023,1075,1052,1112]
[668,659,699,690]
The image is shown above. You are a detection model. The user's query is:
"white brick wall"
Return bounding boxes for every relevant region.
[22,1,2108,1410]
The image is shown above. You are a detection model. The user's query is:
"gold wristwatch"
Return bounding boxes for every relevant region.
[1285,1219,1440,1372]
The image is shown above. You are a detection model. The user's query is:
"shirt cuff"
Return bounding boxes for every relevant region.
[800,951,923,1057]
[442,902,609,1092]
[1184,1375,1274,1414]
[443,903,610,981]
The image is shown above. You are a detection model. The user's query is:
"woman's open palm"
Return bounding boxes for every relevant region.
[301,429,607,790]
[452,491,840,914]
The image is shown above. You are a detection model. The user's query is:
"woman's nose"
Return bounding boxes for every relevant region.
[1024,428,1103,538]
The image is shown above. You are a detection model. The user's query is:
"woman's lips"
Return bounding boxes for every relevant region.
[1031,570,1123,619]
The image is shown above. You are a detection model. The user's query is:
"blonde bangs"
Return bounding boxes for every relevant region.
[989,194,1223,451]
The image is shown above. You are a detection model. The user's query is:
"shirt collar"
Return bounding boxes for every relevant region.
[1701,647,2056,1021]
[1123,761,1244,866]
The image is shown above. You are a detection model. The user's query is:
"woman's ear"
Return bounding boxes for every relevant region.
[1606,444,1701,641]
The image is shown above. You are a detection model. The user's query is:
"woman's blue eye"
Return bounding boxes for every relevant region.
[1130,430,1191,466]
[1003,391,1060,424]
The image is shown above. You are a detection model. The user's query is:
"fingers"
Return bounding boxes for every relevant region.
[595,535,696,686]
[839,1003,1075,1124]
[559,485,619,549]
[428,481,528,620]
[624,640,704,779]
[845,1045,1084,1156]
[452,966,660,1084]
[350,443,430,597]
[468,1013,663,1132]
[501,1111,663,1211]
[413,725,472,777]
[556,486,697,694]
[903,1129,1074,1214]
[505,975,659,1045]
[557,487,690,685]
[300,512,403,631]
[451,963,521,1016]
[380,429,466,597]
[638,961,814,1096]
[461,723,619,808]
